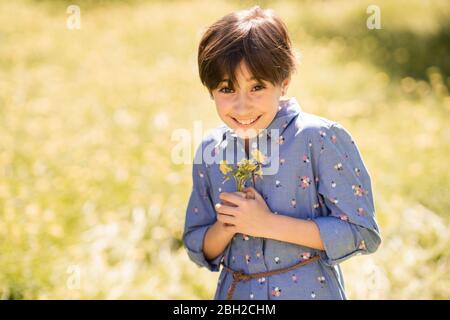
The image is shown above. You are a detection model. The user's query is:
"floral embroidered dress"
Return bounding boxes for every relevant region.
[183,97,382,300]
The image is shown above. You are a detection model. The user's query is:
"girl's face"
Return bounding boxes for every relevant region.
[211,61,290,140]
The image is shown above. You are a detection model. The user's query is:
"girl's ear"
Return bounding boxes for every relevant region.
[282,76,291,93]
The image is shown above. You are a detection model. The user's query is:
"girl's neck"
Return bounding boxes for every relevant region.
[244,139,249,158]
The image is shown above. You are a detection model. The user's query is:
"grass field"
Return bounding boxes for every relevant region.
[0,0,449,299]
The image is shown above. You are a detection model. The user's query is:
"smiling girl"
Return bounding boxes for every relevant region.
[183,5,382,300]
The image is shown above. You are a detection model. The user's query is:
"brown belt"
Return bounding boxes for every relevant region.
[220,255,321,300]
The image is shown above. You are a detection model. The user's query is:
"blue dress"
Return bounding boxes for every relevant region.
[182,97,382,300]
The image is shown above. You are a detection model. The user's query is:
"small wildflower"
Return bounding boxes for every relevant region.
[300,176,311,189]
[219,160,232,175]
[352,184,367,197]
[251,148,266,164]
[291,199,297,208]
[303,154,310,163]
[277,136,285,145]
[300,252,311,260]
[219,150,265,191]
[271,287,281,297]
[331,135,337,143]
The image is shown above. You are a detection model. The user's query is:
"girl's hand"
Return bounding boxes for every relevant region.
[214,187,273,237]
[216,192,246,233]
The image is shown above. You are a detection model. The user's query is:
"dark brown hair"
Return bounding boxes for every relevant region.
[198,6,298,97]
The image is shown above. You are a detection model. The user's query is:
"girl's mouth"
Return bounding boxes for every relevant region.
[231,115,262,127]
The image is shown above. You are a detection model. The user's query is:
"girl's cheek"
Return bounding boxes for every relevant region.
[216,102,233,116]
[217,96,234,107]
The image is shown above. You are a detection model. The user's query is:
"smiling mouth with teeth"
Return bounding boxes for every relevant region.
[232,115,262,126]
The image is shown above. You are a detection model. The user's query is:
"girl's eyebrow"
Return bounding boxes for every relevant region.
[219,76,261,83]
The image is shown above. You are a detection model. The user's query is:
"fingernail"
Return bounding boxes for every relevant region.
[215,203,221,208]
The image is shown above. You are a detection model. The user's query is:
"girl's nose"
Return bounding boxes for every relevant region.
[234,93,252,114]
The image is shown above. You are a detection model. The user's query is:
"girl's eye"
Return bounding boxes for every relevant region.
[219,87,233,94]
[252,85,265,91]
[219,84,265,94]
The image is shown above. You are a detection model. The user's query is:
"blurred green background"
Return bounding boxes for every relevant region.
[0,0,449,299]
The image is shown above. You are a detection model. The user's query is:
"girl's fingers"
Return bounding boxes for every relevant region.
[222,222,236,234]
[219,192,245,206]
[217,212,235,224]
[235,192,247,198]
[221,199,237,207]
[215,202,237,216]
[245,191,256,200]
[242,187,258,200]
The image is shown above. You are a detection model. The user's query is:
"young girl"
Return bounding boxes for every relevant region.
[183,6,382,300]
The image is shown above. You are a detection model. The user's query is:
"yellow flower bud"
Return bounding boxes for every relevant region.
[219,160,232,175]
[251,149,266,163]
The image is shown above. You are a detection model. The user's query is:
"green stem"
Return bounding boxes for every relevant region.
[235,177,244,192]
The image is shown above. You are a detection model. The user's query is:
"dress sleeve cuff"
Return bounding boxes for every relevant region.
[184,225,225,272]
[313,216,365,266]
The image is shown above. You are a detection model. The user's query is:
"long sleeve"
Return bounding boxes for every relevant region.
[312,123,382,267]
[182,143,226,272]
